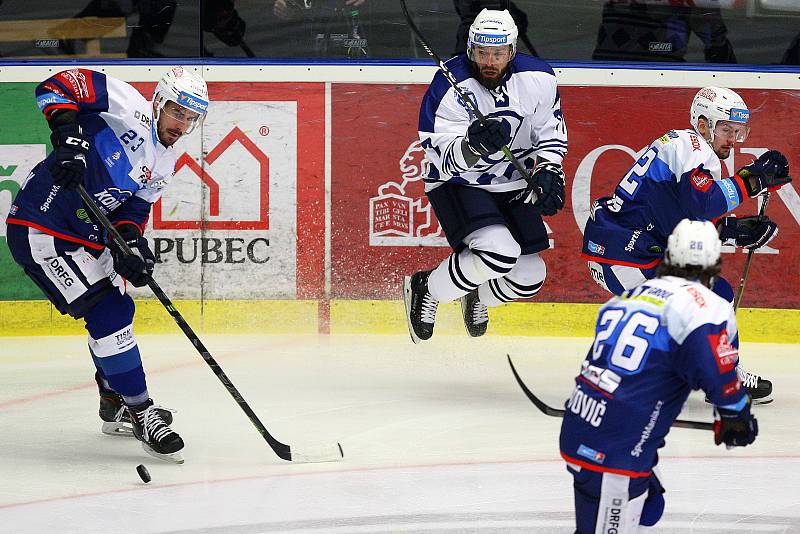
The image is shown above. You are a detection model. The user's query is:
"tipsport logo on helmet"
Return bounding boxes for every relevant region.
[177,91,209,114]
[473,33,508,45]
[729,108,749,123]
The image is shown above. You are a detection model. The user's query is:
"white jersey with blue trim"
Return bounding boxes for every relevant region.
[418,53,567,193]
[81,75,177,207]
[8,69,178,246]
[559,275,745,477]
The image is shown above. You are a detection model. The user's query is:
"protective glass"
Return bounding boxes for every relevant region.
[714,121,750,143]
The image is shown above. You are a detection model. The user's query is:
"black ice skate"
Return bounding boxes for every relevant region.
[96,373,173,436]
[737,366,773,405]
[403,270,439,344]
[128,399,185,464]
[460,290,488,337]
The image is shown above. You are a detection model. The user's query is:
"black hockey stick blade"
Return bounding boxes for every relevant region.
[76,184,344,463]
[507,355,713,431]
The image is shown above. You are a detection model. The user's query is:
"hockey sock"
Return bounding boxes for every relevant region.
[477,253,546,307]
[428,246,516,303]
[84,291,148,404]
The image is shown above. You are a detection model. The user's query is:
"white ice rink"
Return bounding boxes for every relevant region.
[1,333,798,533]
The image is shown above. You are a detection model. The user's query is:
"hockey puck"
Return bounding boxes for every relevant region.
[136,464,151,483]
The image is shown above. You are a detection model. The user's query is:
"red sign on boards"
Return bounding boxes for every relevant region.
[330,85,800,307]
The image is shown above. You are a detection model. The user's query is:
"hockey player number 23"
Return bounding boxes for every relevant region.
[591,308,659,374]
[618,147,657,199]
[120,129,145,152]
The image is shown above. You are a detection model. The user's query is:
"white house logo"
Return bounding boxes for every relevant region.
[152,126,269,230]
[368,140,446,247]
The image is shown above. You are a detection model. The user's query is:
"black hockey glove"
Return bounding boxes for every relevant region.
[738,150,791,197]
[49,123,91,190]
[713,398,758,448]
[109,223,155,288]
[717,215,778,250]
[465,119,511,157]
[511,162,566,216]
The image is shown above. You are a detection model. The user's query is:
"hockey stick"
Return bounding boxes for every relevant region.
[399,0,537,201]
[733,192,771,311]
[240,40,256,58]
[507,355,714,431]
[76,184,343,463]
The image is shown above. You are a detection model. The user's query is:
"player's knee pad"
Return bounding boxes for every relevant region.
[464,225,521,279]
[711,276,734,304]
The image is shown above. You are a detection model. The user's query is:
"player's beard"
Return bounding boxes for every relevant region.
[471,61,506,91]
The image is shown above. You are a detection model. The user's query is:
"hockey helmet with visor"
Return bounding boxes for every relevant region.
[690,86,750,144]
[467,9,518,62]
[152,67,209,138]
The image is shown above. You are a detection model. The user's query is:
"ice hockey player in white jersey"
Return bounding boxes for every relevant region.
[561,219,758,533]
[5,67,209,463]
[581,86,792,403]
[404,8,568,343]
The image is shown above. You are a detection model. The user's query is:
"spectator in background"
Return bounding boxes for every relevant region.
[781,32,800,64]
[272,0,370,58]
[62,0,246,57]
[592,0,736,63]
[452,0,537,56]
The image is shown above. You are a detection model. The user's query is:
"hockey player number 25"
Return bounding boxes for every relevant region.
[591,308,660,374]
[618,147,657,199]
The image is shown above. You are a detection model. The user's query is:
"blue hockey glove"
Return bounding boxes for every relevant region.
[713,398,758,448]
[465,119,511,157]
[109,223,155,288]
[717,215,778,250]
[738,150,791,197]
[511,162,566,216]
[49,123,91,190]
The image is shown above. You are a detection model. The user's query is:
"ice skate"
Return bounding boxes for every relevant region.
[97,373,173,436]
[403,270,438,344]
[460,289,488,337]
[737,365,773,405]
[128,399,185,464]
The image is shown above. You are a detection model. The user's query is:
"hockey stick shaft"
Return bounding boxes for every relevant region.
[76,185,342,463]
[733,192,771,311]
[507,355,714,431]
[399,0,533,189]
[240,40,256,58]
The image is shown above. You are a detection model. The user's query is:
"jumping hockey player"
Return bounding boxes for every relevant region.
[561,219,759,533]
[581,86,792,403]
[404,8,568,343]
[5,67,209,463]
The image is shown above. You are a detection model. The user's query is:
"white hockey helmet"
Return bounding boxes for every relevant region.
[153,66,209,136]
[664,219,721,269]
[690,86,750,143]
[467,9,518,61]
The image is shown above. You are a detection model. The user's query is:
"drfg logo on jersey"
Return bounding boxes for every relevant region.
[368,140,447,247]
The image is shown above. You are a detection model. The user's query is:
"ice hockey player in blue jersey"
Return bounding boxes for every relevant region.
[5,67,209,463]
[581,86,791,403]
[561,219,758,533]
[404,8,568,343]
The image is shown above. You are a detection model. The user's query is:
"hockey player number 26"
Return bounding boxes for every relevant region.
[591,308,660,374]
[618,147,657,199]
